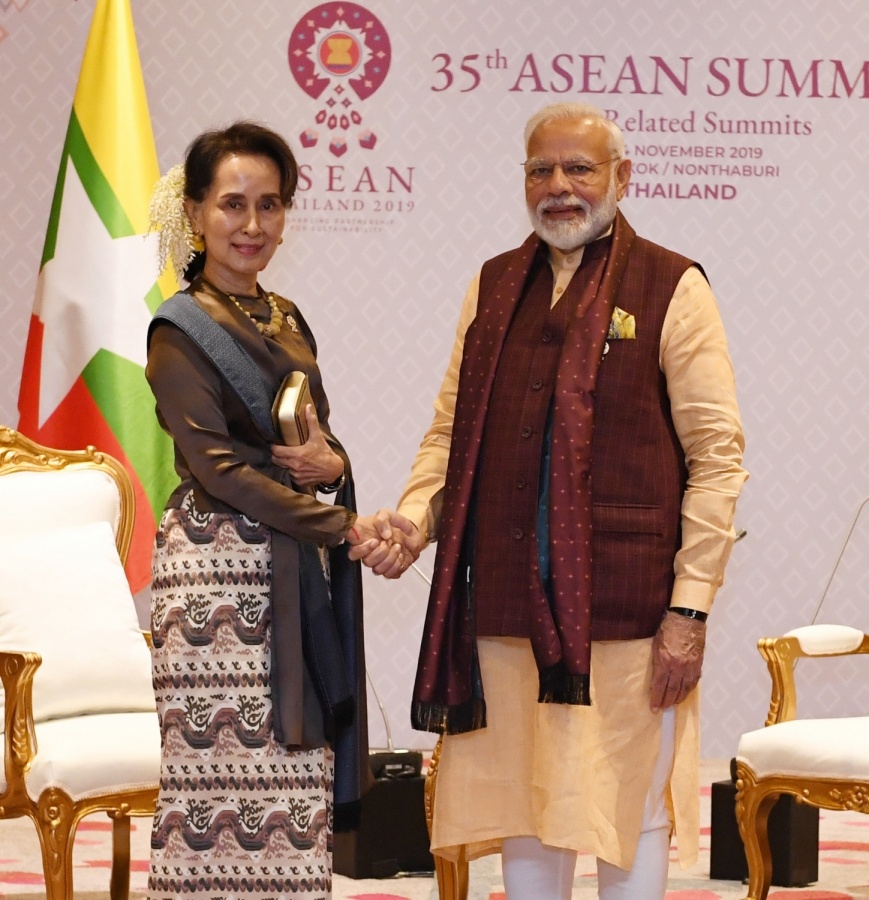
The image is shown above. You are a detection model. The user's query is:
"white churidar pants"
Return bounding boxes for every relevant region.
[501,704,676,900]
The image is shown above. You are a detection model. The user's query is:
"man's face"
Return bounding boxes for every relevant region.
[524,116,631,252]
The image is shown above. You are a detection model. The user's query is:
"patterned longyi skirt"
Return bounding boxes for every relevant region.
[148,492,333,900]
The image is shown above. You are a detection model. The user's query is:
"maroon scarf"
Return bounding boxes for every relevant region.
[411,212,637,734]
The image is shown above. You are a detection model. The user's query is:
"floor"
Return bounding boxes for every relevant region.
[2,760,868,898]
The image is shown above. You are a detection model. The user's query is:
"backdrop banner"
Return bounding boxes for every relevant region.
[3,0,869,752]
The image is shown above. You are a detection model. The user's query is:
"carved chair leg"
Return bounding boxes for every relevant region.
[425,737,469,900]
[433,845,469,900]
[735,764,777,900]
[34,789,76,900]
[110,812,132,900]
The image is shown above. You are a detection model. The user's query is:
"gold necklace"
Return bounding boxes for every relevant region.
[228,291,284,337]
[205,279,284,337]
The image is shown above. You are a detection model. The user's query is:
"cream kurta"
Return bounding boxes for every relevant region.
[399,244,747,869]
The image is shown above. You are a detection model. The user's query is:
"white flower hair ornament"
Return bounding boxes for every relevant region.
[149,164,203,280]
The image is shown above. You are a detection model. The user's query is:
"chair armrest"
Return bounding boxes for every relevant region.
[758,625,869,726]
[0,649,41,807]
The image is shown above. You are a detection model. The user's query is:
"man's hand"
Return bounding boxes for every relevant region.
[347,508,424,578]
[270,405,343,487]
[649,611,707,712]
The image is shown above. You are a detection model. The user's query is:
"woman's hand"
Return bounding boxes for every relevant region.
[271,404,344,487]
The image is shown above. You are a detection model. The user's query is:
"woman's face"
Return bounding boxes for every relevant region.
[186,153,286,295]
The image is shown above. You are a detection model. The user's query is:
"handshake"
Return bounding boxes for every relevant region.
[271,442,425,578]
[343,509,424,579]
[268,439,423,577]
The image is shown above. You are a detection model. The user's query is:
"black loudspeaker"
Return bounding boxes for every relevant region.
[333,770,434,879]
[709,764,819,886]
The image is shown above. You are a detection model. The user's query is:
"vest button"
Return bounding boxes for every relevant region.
[521,426,532,438]
[532,379,543,390]
[513,528,524,540]
[541,330,552,342]
[517,479,526,489]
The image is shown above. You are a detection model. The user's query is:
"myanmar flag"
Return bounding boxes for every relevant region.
[16,0,178,593]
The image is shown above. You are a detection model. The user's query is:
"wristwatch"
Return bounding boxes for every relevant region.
[318,469,347,494]
[669,606,708,623]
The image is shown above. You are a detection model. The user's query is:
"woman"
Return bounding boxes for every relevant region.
[145,121,389,900]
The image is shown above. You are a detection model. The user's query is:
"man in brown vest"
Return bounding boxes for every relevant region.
[354,102,746,899]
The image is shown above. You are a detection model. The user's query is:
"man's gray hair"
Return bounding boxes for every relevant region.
[523,103,625,159]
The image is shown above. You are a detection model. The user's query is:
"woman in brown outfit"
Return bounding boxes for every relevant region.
[145,121,395,900]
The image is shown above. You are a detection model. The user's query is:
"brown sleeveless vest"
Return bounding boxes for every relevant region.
[411,213,695,734]
[474,236,690,642]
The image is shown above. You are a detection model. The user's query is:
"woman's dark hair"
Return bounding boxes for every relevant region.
[183,121,298,280]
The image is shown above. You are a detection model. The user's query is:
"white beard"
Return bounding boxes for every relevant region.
[527,176,619,251]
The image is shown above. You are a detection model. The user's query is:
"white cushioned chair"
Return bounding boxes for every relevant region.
[735,623,869,900]
[0,426,161,900]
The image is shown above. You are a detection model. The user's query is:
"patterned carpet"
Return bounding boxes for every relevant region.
[2,761,868,899]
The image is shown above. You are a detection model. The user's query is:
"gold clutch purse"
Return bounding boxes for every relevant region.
[272,371,313,446]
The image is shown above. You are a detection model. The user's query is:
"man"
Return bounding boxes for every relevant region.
[355,102,746,900]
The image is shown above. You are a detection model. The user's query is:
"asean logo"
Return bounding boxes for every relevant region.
[288,3,391,158]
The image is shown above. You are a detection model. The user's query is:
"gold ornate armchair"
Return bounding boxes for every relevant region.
[0,426,161,900]
[735,624,869,900]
